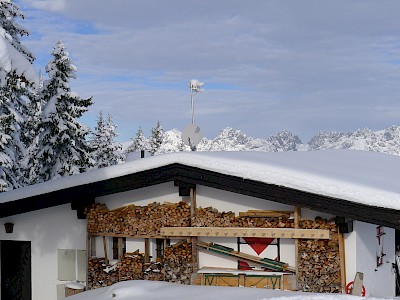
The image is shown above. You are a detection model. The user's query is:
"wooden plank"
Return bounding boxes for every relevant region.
[118,237,123,258]
[338,231,346,293]
[144,238,150,263]
[92,233,167,239]
[282,274,297,291]
[160,227,330,240]
[294,206,301,291]
[190,187,199,273]
[239,210,292,218]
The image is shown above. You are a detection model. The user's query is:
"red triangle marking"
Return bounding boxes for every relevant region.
[243,237,275,255]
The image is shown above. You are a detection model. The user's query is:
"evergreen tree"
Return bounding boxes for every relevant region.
[0,0,34,63]
[0,114,17,190]
[0,0,36,190]
[149,120,164,156]
[128,127,149,153]
[35,41,93,182]
[90,111,124,169]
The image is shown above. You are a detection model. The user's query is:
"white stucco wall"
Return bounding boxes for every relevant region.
[0,204,86,300]
[350,221,395,297]
[97,182,183,210]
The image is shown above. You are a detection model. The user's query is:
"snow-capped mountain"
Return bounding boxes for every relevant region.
[307,125,400,155]
[153,125,400,155]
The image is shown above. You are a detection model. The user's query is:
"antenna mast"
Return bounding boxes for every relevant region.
[189,79,204,124]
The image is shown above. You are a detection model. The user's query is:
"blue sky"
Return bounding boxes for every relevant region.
[14,0,400,142]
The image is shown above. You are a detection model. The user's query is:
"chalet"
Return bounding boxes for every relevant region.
[0,149,399,300]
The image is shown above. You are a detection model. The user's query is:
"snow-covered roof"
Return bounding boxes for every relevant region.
[1,149,400,211]
[0,150,400,210]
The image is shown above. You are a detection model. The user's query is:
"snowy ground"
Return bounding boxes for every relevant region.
[68,280,395,300]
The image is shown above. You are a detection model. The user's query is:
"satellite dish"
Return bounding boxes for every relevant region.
[182,124,203,147]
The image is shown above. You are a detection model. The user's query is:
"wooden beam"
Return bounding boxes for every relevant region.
[190,187,199,273]
[294,206,301,291]
[190,187,197,216]
[238,210,292,218]
[118,237,123,259]
[144,238,150,263]
[160,227,330,239]
[338,231,346,293]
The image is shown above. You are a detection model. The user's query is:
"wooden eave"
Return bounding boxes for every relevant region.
[0,163,399,229]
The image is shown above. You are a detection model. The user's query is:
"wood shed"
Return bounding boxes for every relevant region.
[0,150,399,299]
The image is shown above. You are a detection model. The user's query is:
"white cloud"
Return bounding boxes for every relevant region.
[23,0,66,12]
[16,0,400,142]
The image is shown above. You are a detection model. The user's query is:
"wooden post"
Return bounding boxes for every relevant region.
[190,187,199,274]
[103,236,108,264]
[86,234,90,289]
[118,237,123,259]
[145,238,150,263]
[294,206,301,290]
[190,187,197,217]
[338,231,346,293]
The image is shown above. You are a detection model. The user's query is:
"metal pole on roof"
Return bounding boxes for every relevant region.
[189,79,204,124]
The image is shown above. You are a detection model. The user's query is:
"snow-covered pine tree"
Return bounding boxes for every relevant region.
[90,111,124,169]
[0,0,36,190]
[149,120,164,156]
[0,0,34,63]
[35,41,93,182]
[128,127,149,153]
[0,114,17,191]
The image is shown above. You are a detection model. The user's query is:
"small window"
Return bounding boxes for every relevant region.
[112,237,126,259]
[156,239,170,259]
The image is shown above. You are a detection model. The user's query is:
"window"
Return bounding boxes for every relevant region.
[112,237,126,259]
[156,239,170,260]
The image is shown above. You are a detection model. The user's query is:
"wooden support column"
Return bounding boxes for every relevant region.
[86,234,90,287]
[190,187,197,216]
[145,238,150,263]
[118,237,123,259]
[103,236,108,264]
[338,231,346,293]
[190,187,199,274]
[294,206,301,290]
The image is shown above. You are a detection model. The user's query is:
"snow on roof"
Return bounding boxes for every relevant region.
[1,149,400,211]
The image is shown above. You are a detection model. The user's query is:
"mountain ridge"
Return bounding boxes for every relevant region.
[124,125,400,156]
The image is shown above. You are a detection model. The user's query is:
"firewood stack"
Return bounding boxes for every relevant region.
[297,218,341,293]
[191,207,236,227]
[236,217,294,228]
[119,251,145,281]
[87,257,119,289]
[86,201,191,236]
[192,207,294,228]
[163,241,193,284]
[143,262,165,281]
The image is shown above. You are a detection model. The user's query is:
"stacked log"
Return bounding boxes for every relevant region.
[143,262,165,281]
[192,207,236,227]
[236,217,294,228]
[86,201,190,236]
[87,258,119,289]
[297,218,341,293]
[86,204,109,235]
[163,241,193,284]
[192,207,294,228]
[119,251,145,281]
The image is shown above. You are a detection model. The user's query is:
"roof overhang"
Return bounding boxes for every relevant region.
[0,163,399,229]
